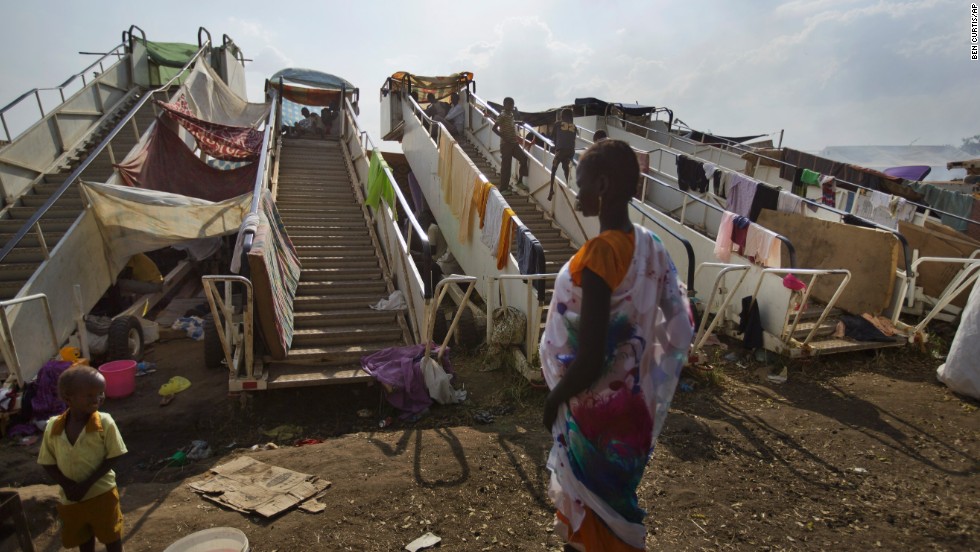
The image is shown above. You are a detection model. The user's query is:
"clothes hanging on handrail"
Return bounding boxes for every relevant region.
[496,208,517,269]
[476,181,494,228]
[438,130,455,205]
[714,211,736,262]
[516,225,546,298]
[744,224,782,268]
[749,182,780,222]
[676,154,709,193]
[821,175,836,207]
[725,173,759,218]
[481,188,507,252]
[776,190,804,215]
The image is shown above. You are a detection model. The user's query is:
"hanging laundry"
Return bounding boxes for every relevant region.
[790,166,807,197]
[725,173,759,217]
[114,123,256,202]
[738,296,763,350]
[366,150,397,219]
[743,224,782,268]
[800,169,821,187]
[157,99,263,161]
[476,181,494,228]
[714,211,736,262]
[776,190,804,214]
[703,162,722,195]
[515,226,546,298]
[456,176,482,243]
[407,171,426,217]
[496,208,517,269]
[731,215,750,255]
[748,182,780,222]
[675,154,709,192]
[481,188,507,252]
[821,175,836,207]
[438,131,456,206]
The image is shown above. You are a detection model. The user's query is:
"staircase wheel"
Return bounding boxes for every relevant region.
[106,316,144,361]
[203,314,225,369]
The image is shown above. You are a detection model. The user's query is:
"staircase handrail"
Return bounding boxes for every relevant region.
[613,114,978,240]
[238,89,280,259]
[469,91,700,293]
[355,97,433,299]
[0,40,213,266]
[0,43,128,143]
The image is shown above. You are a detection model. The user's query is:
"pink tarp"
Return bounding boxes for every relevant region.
[157,97,263,161]
[115,122,257,202]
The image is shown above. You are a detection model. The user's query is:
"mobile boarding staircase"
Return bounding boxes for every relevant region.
[523,109,978,358]
[203,83,477,391]
[0,27,245,387]
[380,77,699,379]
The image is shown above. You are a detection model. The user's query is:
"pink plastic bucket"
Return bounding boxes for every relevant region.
[98,360,137,399]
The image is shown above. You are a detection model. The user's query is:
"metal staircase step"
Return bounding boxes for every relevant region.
[264,363,374,389]
[295,294,389,310]
[0,262,41,282]
[0,219,74,234]
[802,337,904,355]
[291,326,404,347]
[7,206,80,220]
[293,309,397,328]
[789,320,839,340]
[289,244,376,256]
[282,341,403,364]
[294,257,379,270]
[299,268,382,282]
[296,279,387,296]
[0,282,23,301]
[290,235,372,247]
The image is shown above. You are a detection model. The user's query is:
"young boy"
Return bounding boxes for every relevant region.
[491,97,528,193]
[38,365,128,552]
[549,108,579,200]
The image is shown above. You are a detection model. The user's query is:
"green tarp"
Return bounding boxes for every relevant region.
[146,41,198,67]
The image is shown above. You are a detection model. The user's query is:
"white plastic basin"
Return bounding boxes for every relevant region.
[162,527,249,552]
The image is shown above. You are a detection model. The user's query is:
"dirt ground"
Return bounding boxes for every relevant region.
[1,330,977,551]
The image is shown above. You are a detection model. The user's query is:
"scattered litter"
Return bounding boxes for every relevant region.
[421,356,466,404]
[249,442,279,451]
[701,334,723,347]
[723,352,739,362]
[17,435,39,447]
[294,439,322,447]
[171,316,205,340]
[136,361,157,377]
[356,408,373,418]
[472,405,515,425]
[767,367,788,384]
[678,379,695,393]
[405,532,442,552]
[851,467,869,474]
[378,416,394,429]
[188,456,331,518]
[261,424,302,442]
[187,440,213,460]
[167,451,189,467]
[370,290,406,311]
[159,376,191,396]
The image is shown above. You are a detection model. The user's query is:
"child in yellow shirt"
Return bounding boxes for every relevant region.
[38,365,128,552]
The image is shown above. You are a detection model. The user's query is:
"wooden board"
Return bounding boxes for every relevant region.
[900,222,980,307]
[758,210,899,314]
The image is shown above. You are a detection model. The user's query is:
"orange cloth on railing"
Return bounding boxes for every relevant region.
[438,130,455,206]
[458,176,483,244]
[495,208,516,269]
[477,182,494,228]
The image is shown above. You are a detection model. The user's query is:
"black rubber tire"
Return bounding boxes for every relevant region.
[203,313,224,369]
[106,316,144,361]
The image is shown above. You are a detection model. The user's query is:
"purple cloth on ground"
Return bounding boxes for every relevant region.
[31,360,72,421]
[361,344,453,419]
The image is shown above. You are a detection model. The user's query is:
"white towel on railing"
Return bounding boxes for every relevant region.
[481,189,507,252]
[777,190,804,215]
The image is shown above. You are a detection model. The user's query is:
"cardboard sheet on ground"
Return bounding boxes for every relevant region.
[188,456,330,518]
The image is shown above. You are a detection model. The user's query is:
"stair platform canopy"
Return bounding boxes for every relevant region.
[201,68,436,392]
[0,27,257,387]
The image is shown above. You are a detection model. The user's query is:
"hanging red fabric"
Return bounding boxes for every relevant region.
[156,98,264,161]
[114,122,257,202]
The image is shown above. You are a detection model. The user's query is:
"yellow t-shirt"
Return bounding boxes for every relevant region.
[38,411,128,504]
[569,229,636,290]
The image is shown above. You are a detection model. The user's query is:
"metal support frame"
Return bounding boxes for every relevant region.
[202,275,253,378]
[692,263,750,352]
[424,276,478,361]
[0,294,58,384]
[897,256,980,335]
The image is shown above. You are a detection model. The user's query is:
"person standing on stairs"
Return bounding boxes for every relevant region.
[549,108,579,201]
[492,97,528,194]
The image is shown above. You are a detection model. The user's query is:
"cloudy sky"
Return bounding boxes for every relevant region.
[1,0,976,152]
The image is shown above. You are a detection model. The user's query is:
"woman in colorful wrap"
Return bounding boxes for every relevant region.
[541,139,695,551]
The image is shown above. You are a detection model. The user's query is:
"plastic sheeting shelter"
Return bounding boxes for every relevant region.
[387,71,473,102]
[81,181,251,276]
[267,67,358,107]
